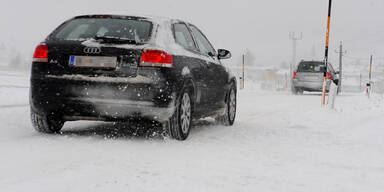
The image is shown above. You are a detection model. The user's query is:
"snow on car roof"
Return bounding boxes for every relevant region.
[72,13,183,25]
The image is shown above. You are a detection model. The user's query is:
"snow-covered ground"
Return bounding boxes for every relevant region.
[0,70,384,192]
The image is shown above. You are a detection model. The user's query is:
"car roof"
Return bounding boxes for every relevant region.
[299,60,333,65]
[72,14,185,25]
[300,60,323,63]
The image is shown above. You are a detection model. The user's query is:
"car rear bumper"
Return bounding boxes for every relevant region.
[293,80,330,92]
[30,75,176,122]
[31,96,175,122]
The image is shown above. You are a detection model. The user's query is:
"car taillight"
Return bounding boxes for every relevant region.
[293,72,297,79]
[327,72,332,79]
[140,50,173,68]
[33,44,48,63]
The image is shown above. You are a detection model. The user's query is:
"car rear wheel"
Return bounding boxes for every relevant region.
[216,84,236,126]
[167,89,192,140]
[31,111,64,133]
[292,87,303,95]
[297,89,303,94]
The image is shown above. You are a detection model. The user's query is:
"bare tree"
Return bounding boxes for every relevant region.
[244,49,256,67]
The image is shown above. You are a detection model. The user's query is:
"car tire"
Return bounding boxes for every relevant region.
[292,87,303,95]
[297,89,303,94]
[292,86,298,94]
[31,111,64,133]
[167,89,192,140]
[216,83,236,126]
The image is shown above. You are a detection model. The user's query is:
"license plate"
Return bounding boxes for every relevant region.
[69,56,117,68]
[305,76,320,81]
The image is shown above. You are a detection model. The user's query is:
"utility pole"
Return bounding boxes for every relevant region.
[359,73,362,91]
[369,55,373,82]
[335,41,346,93]
[289,32,303,77]
[241,54,245,89]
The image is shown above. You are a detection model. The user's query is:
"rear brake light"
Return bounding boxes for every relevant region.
[33,44,48,62]
[293,72,297,79]
[327,72,332,79]
[140,50,173,68]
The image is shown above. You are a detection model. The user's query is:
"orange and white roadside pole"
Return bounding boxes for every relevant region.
[322,0,333,106]
[367,55,373,97]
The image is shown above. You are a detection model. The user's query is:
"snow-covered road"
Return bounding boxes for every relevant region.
[0,71,383,192]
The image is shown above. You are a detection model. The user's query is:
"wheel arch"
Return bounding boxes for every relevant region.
[229,76,237,91]
[181,77,196,108]
[224,77,237,104]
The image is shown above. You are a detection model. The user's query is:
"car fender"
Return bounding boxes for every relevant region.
[181,75,196,98]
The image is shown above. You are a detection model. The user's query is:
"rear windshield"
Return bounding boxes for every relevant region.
[52,18,153,42]
[297,62,326,72]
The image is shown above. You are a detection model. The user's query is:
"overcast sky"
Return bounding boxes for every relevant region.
[1,0,383,67]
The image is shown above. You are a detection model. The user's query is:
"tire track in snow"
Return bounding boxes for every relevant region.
[0,85,29,89]
[0,104,29,108]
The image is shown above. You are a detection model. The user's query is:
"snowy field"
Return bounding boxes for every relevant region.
[0,71,384,192]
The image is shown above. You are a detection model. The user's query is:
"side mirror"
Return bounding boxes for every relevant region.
[217,49,231,60]
[333,79,339,85]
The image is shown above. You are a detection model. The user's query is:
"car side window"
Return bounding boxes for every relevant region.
[327,64,335,73]
[173,23,196,51]
[189,25,216,56]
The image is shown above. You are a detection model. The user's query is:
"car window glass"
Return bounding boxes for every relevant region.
[54,18,152,42]
[298,62,325,72]
[328,64,335,73]
[96,27,108,36]
[67,24,90,39]
[173,23,196,50]
[189,25,215,56]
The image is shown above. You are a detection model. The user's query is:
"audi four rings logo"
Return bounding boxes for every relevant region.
[83,47,101,54]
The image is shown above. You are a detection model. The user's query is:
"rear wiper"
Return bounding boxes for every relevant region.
[93,35,137,44]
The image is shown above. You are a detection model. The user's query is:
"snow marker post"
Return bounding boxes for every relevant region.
[367,55,373,97]
[322,0,333,106]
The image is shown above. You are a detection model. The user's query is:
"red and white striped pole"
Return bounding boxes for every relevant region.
[322,0,333,106]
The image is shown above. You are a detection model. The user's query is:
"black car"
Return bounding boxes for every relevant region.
[30,15,237,140]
